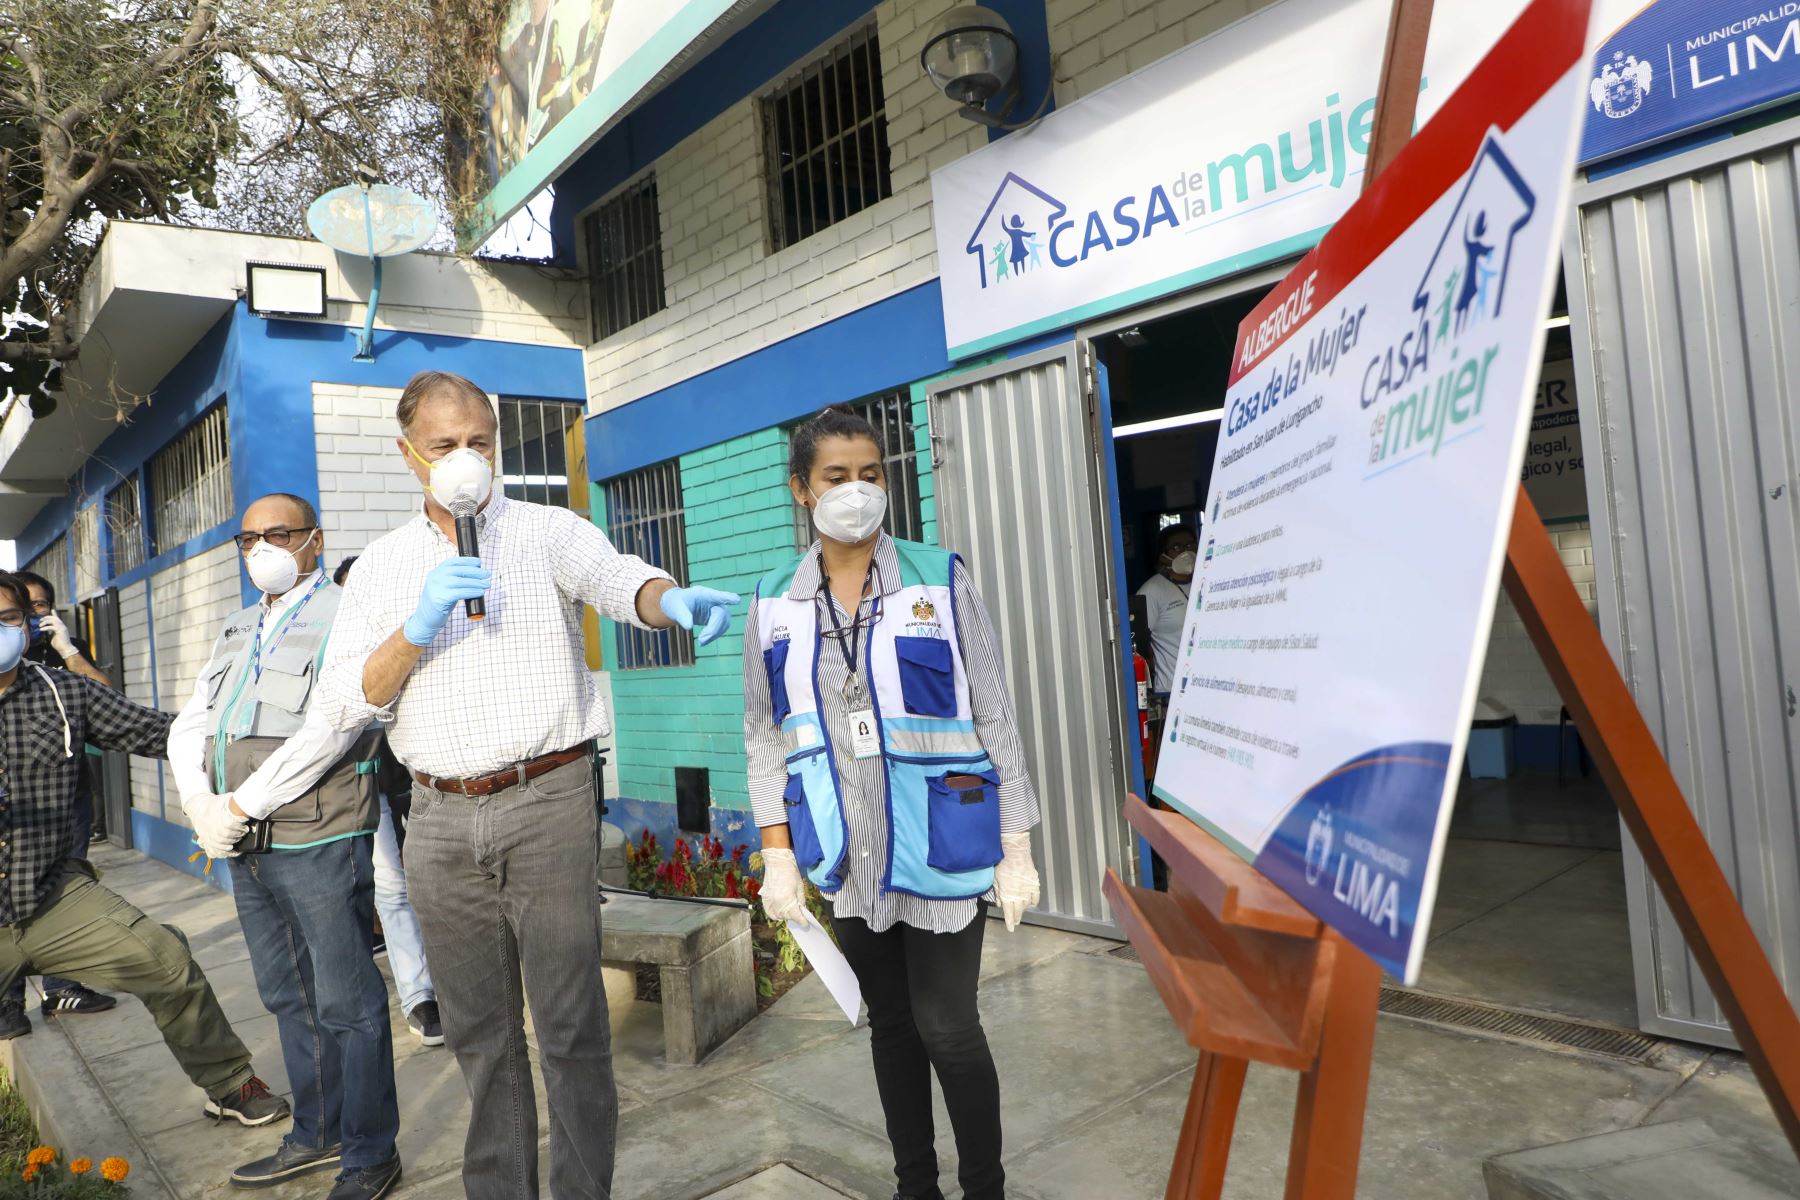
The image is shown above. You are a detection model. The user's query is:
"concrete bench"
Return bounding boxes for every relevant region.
[599,892,757,1065]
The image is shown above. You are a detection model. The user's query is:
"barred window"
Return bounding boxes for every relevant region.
[499,398,584,509]
[72,505,101,599]
[762,24,892,252]
[106,475,145,576]
[27,535,70,601]
[790,390,925,552]
[151,404,233,554]
[604,461,693,669]
[585,175,665,341]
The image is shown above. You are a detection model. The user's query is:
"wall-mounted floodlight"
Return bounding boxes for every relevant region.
[246,262,328,318]
[921,6,1052,130]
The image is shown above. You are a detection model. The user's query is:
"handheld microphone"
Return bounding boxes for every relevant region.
[448,497,485,620]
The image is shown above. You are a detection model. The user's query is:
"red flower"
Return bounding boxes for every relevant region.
[731,844,747,865]
[723,870,741,899]
[746,877,762,900]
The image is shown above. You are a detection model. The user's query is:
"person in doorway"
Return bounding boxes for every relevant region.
[333,554,442,1050]
[317,370,741,1200]
[0,571,289,1130]
[748,406,1043,1200]
[169,495,401,1199]
[0,570,118,1033]
[1136,525,1197,700]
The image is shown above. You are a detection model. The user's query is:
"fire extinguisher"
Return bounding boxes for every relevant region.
[1133,649,1151,760]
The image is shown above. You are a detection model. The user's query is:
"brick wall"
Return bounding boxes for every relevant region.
[1048,0,1284,103]
[1476,521,1596,725]
[120,577,159,817]
[311,383,430,563]
[583,0,981,414]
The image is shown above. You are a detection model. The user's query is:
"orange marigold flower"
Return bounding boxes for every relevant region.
[21,1165,36,1182]
[69,1157,93,1174]
[26,1146,56,1167]
[101,1156,130,1182]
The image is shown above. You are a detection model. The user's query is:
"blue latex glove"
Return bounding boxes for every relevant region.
[404,557,492,646]
[659,585,742,647]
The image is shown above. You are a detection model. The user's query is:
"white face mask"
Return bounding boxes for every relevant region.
[246,533,315,596]
[408,442,494,514]
[809,481,888,544]
[1169,551,1197,575]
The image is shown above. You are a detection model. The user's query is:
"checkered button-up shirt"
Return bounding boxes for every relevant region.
[0,665,172,924]
[318,494,671,779]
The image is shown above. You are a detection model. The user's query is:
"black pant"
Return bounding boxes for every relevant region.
[831,910,1003,1200]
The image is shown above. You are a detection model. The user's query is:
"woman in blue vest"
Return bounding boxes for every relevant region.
[746,407,1042,1200]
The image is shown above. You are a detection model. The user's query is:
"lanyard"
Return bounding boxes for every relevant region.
[249,572,327,681]
[819,560,877,692]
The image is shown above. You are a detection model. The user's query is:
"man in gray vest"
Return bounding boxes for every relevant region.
[169,493,401,1200]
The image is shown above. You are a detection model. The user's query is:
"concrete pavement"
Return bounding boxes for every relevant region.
[1,841,1794,1199]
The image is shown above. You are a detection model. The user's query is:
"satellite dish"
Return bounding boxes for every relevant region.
[305,181,441,362]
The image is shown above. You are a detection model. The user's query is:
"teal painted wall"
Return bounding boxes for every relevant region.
[595,409,941,815]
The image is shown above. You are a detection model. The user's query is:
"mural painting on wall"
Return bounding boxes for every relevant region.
[483,0,616,184]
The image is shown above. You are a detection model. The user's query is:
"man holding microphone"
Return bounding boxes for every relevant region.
[319,371,739,1200]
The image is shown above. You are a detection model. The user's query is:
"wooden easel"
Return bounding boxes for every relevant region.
[1109,0,1800,1195]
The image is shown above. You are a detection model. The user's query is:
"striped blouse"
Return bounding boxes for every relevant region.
[742,535,1040,934]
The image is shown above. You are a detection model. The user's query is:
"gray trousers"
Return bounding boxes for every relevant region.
[407,757,616,1199]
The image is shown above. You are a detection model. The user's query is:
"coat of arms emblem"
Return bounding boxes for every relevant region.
[1590,50,1653,121]
[912,599,937,622]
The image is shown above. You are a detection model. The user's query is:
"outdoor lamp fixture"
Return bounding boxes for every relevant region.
[921,6,1051,129]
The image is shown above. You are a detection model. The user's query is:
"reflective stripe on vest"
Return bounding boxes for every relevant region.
[755,541,1003,901]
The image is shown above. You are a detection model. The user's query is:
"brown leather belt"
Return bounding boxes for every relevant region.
[410,742,591,798]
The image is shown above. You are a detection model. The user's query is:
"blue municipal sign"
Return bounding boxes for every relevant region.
[1580,0,1800,165]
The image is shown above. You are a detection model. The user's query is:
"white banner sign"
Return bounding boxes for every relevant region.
[929,0,1637,359]
[1151,0,1593,983]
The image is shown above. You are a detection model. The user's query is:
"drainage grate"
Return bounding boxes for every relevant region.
[1378,987,1661,1063]
[1109,943,1141,963]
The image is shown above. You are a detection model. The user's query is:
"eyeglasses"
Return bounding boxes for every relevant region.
[0,610,25,630]
[234,526,316,552]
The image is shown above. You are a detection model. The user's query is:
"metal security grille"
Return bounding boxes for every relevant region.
[586,175,665,340]
[789,390,924,551]
[26,535,70,600]
[151,405,232,554]
[604,461,693,669]
[72,505,101,598]
[762,23,891,252]
[106,475,145,576]
[499,397,584,509]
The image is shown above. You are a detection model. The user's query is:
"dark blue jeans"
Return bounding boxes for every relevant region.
[229,835,398,1170]
[9,796,93,1003]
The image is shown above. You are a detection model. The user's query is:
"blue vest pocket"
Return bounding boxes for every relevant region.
[765,640,793,725]
[926,768,1003,874]
[895,636,957,717]
[783,773,824,871]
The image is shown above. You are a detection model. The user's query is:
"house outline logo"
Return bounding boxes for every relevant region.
[1412,132,1537,343]
[965,172,1066,290]
[1589,49,1653,121]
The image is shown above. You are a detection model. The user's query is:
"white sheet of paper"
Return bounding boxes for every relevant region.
[787,917,862,1025]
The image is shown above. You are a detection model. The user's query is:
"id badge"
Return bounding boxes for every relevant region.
[848,709,880,759]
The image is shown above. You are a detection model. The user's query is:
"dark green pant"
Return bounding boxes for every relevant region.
[0,862,254,1099]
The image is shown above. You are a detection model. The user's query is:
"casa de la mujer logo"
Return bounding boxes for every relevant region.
[964,172,1064,290]
[1362,134,1537,468]
[1590,50,1653,121]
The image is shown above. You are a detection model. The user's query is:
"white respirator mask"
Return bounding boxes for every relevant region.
[409,442,495,514]
[809,481,888,544]
[246,532,316,596]
[1169,551,1197,575]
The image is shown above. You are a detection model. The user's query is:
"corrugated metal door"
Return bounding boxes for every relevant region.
[928,345,1133,935]
[1567,126,1800,1045]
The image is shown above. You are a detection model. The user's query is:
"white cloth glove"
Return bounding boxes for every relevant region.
[994,831,1041,932]
[37,611,78,659]
[759,847,812,926]
[185,794,248,860]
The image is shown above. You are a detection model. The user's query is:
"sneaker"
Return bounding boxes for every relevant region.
[326,1156,401,1200]
[230,1140,343,1189]
[405,1000,444,1047]
[0,1000,28,1040]
[204,1076,292,1127]
[42,984,117,1015]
